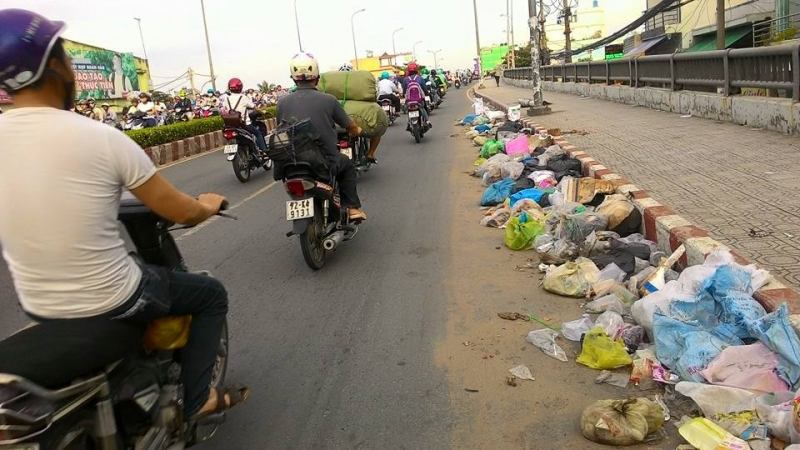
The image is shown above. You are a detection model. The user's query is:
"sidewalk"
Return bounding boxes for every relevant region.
[478,83,800,290]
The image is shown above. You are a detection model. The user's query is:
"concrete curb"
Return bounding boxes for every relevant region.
[473,90,800,314]
[141,118,278,167]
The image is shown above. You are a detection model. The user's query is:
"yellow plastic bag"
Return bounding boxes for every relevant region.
[581,397,665,445]
[577,327,633,369]
[503,214,545,251]
[542,257,600,297]
[678,417,749,450]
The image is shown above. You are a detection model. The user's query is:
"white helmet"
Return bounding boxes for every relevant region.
[289,52,320,81]
[339,63,353,72]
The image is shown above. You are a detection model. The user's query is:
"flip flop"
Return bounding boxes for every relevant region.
[192,386,250,421]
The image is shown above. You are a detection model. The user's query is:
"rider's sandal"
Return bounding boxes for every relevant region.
[366,157,378,165]
[192,386,250,422]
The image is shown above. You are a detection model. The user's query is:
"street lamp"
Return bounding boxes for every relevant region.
[351,8,366,70]
[391,27,404,66]
[412,40,423,61]
[293,0,303,52]
[427,49,442,69]
[133,17,153,91]
[199,0,217,91]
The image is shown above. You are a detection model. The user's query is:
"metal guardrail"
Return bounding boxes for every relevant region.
[503,43,800,101]
[753,13,800,47]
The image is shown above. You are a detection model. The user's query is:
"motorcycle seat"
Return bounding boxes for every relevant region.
[0,317,143,389]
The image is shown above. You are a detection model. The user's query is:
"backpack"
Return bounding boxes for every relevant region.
[406,79,424,104]
[221,95,244,128]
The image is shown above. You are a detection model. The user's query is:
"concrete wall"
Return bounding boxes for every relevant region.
[503,76,800,135]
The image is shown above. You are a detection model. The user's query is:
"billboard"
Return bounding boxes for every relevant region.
[63,39,150,100]
[480,45,509,73]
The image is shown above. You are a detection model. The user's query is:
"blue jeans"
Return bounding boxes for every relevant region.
[108,265,229,415]
[245,124,267,151]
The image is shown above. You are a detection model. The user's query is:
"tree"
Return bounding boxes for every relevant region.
[257,81,277,93]
[514,43,532,67]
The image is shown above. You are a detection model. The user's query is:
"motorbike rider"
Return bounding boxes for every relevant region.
[174,93,194,120]
[100,102,117,125]
[137,92,157,127]
[337,63,383,164]
[402,62,432,128]
[221,77,267,152]
[0,9,248,419]
[377,71,401,115]
[278,53,367,221]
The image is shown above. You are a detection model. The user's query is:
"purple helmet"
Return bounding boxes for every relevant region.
[0,9,66,92]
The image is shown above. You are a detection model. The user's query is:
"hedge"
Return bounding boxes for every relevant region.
[124,106,277,148]
[126,117,223,148]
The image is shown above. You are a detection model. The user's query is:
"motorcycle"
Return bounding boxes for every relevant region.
[122,111,146,131]
[406,100,428,144]
[426,82,441,110]
[454,78,461,89]
[0,195,234,450]
[222,111,273,183]
[196,105,217,119]
[266,119,361,270]
[337,129,372,173]
[378,97,398,125]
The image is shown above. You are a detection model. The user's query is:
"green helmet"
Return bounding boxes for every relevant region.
[420,67,429,75]
[380,71,390,80]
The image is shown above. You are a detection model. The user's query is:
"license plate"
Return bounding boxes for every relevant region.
[341,148,353,159]
[223,144,238,154]
[286,199,314,221]
[409,111,420,118]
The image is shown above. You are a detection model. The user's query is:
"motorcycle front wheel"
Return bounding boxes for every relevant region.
[300,202,326,270]
[232,148,251,183]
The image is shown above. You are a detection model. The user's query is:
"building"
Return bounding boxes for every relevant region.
[350,52,413,78]
[544,0,647,61]
[643,0,797,52]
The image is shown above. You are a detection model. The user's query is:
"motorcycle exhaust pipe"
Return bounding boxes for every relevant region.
[322,231,346,251]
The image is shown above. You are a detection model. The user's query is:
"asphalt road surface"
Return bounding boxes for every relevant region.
[0,93,466,448]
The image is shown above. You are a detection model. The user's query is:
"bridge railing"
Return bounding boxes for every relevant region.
[503,43,800,101]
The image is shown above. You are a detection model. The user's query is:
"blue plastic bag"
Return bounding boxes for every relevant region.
[474,124,492,133]
[751,304,800,389]
[653,314,732,383]
[702,264,753,295]
[480,178,515,206]
[509,188,547,207]
[462,114,477,125]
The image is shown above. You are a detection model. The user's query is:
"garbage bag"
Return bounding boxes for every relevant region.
[547,158,583,181]
[534,234,580,265]
[480,205,511,228]
[510,199,545,223]
[479,139,505,158]
[504,134,529,156]
[678,417,749,450]
[342,101,388,137]
[525,328,568,362]
[653,314,734,383]
[598,263,627,283]
[461,113,478,125]
[480,178,515,206]
[577,327,633,370]
[318,70,376,102]
[474,123,492,133]
[675,382,763,418]
[562,315,594,341]
[618,324,646,350]
[581,397,665,446]
[585,293,626,314]
[509,187,548,206]
[500,161,525,180]
[537,144,565,167]
[576,178,617,204]
[543,257,600,297]
[701,342,789,392]
[511,177,537,194]
[596,194,636,230]
[590,239,652,275]
[503,213,545,251]
[595,311,625,338]
[750,304,800,390]
[473,135,488,147]
[554,212,608,245]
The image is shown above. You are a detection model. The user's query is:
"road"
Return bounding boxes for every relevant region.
[0,95,460,448]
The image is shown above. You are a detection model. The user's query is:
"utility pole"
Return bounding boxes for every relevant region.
[539,0,548,66]
[510,0,516,68]
[199,0,216,91]
[562,0,572,63]
[472,0,483,76]
[293,0,303,52]
[188,67,196,95]
[526,0,550,115]
[133,18,153,91]
[716,0,726,49]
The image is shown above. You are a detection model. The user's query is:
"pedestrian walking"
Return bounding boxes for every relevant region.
[492,69,500,87]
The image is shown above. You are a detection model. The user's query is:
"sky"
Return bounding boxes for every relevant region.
[2,0,542,91]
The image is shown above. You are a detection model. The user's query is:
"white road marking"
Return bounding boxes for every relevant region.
[177,181,279,240]
[157,148,222,171]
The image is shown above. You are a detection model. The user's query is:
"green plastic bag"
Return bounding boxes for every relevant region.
[317,70,376,102]
[577,327,633,369]
[342,100,389,137]
[504,213,545,251]
[480,139,505,159]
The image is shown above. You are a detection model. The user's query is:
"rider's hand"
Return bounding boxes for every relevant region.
[198,193,227,215]
[350,126,363,137]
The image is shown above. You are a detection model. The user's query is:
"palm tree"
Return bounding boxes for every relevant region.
[257,81,277,93]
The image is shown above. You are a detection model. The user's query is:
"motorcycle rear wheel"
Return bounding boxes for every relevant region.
[300,204,326,270]
[413,126,422,144]
[232,149,251,183]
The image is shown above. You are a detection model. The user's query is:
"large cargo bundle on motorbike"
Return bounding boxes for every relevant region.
[342,100,388,138]
[318,70,377,102]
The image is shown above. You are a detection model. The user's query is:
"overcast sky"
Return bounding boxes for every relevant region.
[2,0,543,90]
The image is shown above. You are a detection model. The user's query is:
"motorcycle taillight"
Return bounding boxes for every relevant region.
[285,179,315,198]
[338,140,350,149]
[223,129,237,140]
[408,104,419,111]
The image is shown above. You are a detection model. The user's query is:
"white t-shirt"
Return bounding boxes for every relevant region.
[0,107,157,318]
[377,78,399,96]
[137,101,155,117]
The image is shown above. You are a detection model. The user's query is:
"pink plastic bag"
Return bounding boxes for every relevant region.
[701,342,789,393]
[504,135,529,156]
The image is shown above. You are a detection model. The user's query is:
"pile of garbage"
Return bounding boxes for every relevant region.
[460,102,800,449]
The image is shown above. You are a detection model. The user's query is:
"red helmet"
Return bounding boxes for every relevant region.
[407,62,419,74]
[228,78,243,93]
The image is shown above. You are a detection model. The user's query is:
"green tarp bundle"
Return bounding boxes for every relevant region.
[318,70,377,102]
[342,101,388,137]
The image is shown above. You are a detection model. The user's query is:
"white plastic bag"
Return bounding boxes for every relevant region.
[562,315,594,341]
[675,382,762,417]
[526,328,568,362]
[500,161,525,180]
[596,310,625,337]
[473,98,485,115]
[509,364,535,381]
[598,263,627,283]
[585,294,626,314]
